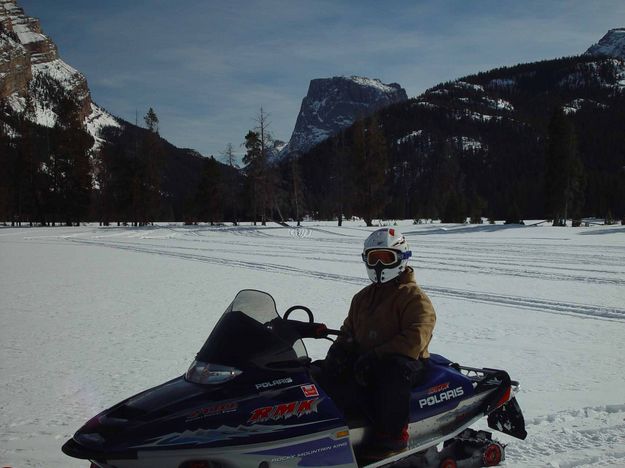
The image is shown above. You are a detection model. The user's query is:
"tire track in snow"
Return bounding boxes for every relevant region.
[66,232,624,287]
[422,286,625,321]
[410,240,625,269]
[416,249,625,276]
[68,238,625,322]
[77,238,361,264]
[69,237,366,283]
[415,259,624,286]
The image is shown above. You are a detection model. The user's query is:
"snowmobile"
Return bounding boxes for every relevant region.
[62,289,527,468]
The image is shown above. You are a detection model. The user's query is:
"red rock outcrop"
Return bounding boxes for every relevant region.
[0,31,31,97]
[0,0,91,122]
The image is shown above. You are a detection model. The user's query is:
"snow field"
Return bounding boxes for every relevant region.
[1,221,624,467]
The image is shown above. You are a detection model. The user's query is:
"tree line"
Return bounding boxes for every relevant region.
[0,95,92,226]
[0,104,302,227]
[1,99,623,228]
[2,54,624,227]
[298,55,625,226]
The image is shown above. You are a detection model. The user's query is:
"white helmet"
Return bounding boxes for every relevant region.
[362,228,412,284]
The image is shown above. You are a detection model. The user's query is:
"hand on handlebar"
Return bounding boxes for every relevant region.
[286,320,342,339]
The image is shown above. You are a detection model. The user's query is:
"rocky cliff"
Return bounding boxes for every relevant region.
[0,27,30,99]
[585,28,625,60]
[281,76,407,157]
[0,0,118,142]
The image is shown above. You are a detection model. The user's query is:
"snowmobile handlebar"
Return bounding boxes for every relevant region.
[283,319,344,339]
[281,305,343,339]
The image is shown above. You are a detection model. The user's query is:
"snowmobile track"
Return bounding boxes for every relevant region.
[67,237,625,323]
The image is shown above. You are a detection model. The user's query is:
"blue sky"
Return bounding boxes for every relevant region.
[19,0,625,160]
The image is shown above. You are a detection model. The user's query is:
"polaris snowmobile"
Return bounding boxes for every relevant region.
[62,289,527,468]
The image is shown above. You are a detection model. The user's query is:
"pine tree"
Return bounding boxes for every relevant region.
[144,107,159,134]
[142,107,164,224]
[350,117,389,226]
[289,156,304,226]
[425,139,469,223]
[0,121,13,224]
[243,108,276,226]
[50,95,94,225]
[545,108,585,226]
[194,156,222,224]
[254,107,275,225]
[243,130,262,225]
[93,143,113,225]
[330,133,352,226]
[220,143,240,225]
[15,96,41,226]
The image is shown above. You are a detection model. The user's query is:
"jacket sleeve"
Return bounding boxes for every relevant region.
[335,295,357,348]
[375,291,436,359]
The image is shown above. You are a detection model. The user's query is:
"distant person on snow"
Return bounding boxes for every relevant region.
[323,227,437,460]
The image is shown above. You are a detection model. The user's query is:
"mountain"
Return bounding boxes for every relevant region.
[585,28,625,60]
[297,35,625,222]
[280,76,407,157]
[3,5,623,225]
[0,0,232,223]
[0,0,119,145]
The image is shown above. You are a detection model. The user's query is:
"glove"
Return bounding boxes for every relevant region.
[353,350,378,387]
[324,342,353,378]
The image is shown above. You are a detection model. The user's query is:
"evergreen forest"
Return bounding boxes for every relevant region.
[1,54,624,227]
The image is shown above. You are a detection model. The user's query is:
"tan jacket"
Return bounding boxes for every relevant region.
[338,267,436,360]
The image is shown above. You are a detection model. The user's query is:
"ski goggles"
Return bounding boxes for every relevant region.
[362,249,412,267]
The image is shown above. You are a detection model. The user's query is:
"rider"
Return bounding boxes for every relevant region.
[324,227,437,459]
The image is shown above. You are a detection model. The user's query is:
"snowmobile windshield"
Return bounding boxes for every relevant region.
[193,290,308,371]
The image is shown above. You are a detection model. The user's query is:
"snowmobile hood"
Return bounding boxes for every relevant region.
[73,377,222,452]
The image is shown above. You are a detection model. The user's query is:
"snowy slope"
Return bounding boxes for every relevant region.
[85,102,121,150]
[585,28,625,60]
[1,221,624,467]
[0,0,120,148]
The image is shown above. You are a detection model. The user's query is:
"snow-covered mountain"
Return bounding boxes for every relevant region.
[296,29,625,222]
[585,28,625,59]
[281,76,407,157]
[0,0,119,147]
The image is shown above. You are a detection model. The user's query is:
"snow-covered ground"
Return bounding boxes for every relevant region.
[1,221,624,467]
